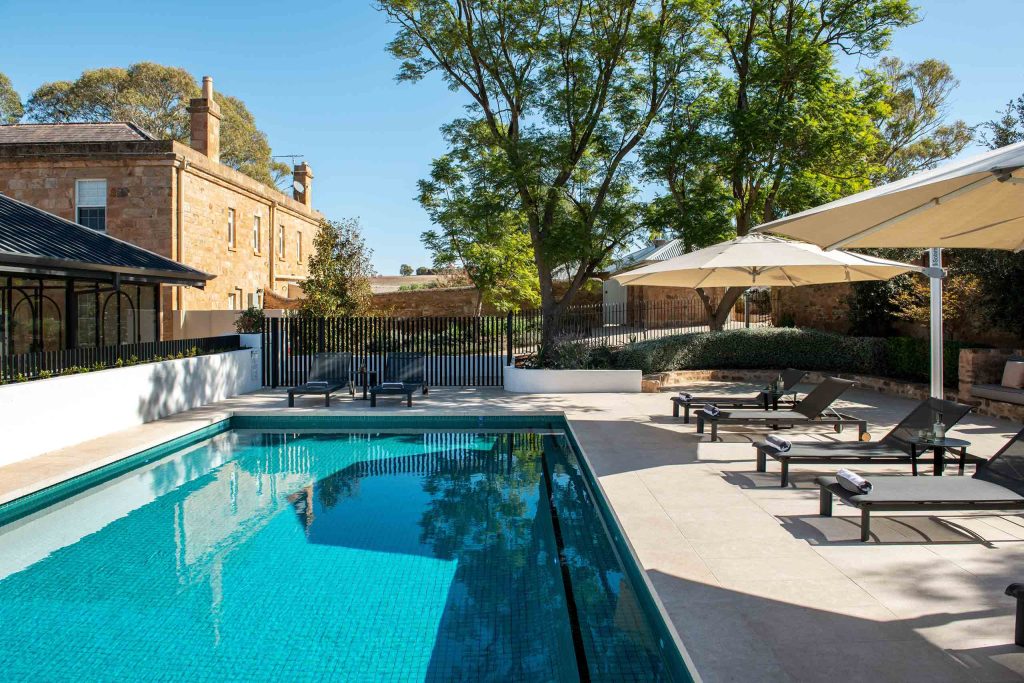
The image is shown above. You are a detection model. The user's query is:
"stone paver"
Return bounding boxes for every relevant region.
[1,383,1023,682]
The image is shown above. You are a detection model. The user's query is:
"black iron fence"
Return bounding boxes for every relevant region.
[512,295,772,350]
[263,316,510,387]
[0,334,241,383]
[263,294,773,387]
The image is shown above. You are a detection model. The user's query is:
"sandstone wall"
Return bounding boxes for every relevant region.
[771,283,853,333]
[0,141,322,339]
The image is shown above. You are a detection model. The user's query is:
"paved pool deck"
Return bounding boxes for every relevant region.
[2,383,1024,682]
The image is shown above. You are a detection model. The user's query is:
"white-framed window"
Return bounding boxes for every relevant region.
[76,179,107,231]
[247,291,262,308]
[296,231,302,264]
[227,208,236,248]
[278,225,286,260]
[227,292,237,310]
[252,215,261,253]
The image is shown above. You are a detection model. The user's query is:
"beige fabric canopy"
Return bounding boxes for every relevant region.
[755,141,1024,251]
[611,234,919,288]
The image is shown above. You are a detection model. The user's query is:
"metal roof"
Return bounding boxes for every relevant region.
[609,239,686,274]
[0,122,156,144]
[0,193,210,287]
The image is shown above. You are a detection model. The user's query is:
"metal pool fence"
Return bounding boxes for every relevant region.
[0,334,241,383]
[263,295,772,388]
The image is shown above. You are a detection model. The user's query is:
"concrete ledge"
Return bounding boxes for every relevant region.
[0,341,262,468]
[504,365,641,393]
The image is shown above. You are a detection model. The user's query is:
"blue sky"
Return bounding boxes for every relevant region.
[0,0,1021,274]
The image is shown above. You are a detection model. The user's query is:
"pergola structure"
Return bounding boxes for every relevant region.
[0,193,210,355]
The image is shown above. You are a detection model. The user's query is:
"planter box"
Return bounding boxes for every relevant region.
[0,343,262,468]
[504,364,641,393]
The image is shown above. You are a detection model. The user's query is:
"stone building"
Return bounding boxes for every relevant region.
[0,76,322,338]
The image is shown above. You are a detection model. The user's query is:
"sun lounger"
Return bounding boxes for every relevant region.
[696,376,865,441]
[369,352,429,407]
[287,352,355,407]
[817,428,1024,541]
[754,397,974,486]
[671,368,807,423]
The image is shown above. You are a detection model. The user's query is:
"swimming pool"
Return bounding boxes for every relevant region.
[0,416,693,682]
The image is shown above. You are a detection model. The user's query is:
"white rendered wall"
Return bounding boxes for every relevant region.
[503,364,641,393]
[0,337,262,468]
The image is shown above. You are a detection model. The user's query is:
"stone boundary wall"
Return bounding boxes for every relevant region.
[642,348,1024,423]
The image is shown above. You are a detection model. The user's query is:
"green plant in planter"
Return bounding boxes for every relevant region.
[235,306,265,334]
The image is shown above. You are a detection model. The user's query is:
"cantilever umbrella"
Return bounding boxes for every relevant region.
[611,233,920,288]
[756,141,1024,397]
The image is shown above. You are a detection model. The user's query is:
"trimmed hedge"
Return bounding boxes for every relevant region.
[614,328,970,387]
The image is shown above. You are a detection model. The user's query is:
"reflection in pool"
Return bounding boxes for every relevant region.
[0,429,681,681]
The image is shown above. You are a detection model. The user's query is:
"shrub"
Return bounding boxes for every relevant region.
[615,328,884,376]
[539,337,592,369]
[614,327,970,387]
[235,306,265,334]
[880,337,970,387]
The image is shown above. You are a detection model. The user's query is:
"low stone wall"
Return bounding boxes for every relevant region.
[642,350,1024,422]
[372,286,484,316]
[958,348,1024,421]
[0,336,262,467]
[642,368,958,403]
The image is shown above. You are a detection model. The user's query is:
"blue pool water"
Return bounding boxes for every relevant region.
[0,421,686,681]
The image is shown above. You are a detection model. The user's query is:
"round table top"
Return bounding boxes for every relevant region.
[907,435,971,448]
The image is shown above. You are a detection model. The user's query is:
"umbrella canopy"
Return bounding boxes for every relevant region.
[611,234,920,288]
[754,141,1024,251]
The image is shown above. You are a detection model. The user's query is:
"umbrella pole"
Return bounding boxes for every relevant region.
[929,248,944,399]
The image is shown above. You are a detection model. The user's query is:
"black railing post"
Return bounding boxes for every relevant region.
[506,311,514,367]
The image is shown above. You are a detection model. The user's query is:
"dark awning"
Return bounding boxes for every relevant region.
[0,193,211,288]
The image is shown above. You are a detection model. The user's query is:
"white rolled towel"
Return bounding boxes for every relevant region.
[703,403,720,417]
[836,468,872,494]
[678,392,693,402]
[765,434,791,453]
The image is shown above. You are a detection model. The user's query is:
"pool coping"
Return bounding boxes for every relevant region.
[0,408,703,683]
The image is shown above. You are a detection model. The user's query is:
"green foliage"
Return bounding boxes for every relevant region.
[881,337,967,388]
[300,218,374,317]
[950,249,1024,340]
[534,338,614,370]
[415,267,433,276]
[234,306,266,333]
[847,276,910,337]
[419,121,540,313]
[0,71,23,124]
[616,328,885,376]
[399,264,414,276]
[615,328,969,387]
[378,0,709,337]
[23,62,286,186]
[867,57,972,183]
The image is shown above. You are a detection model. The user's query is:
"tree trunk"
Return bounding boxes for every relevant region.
[698,286,746,332]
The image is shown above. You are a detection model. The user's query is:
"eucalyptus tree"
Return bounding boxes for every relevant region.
[641,0,917,329]
[419,122,540,313]
[24,62,289,187]
[378,0,713,350]
[0,72,23,124]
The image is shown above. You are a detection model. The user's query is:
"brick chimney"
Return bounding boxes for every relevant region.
[187,76,221,163]
[293,162,313,207]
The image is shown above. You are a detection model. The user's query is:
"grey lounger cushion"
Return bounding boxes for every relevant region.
[717,409,804,421]
[758,442,900,459]
[816,475,1024,505]
[971,384,1024,406]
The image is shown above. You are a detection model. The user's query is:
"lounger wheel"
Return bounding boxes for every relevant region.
[860,432,872,442]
